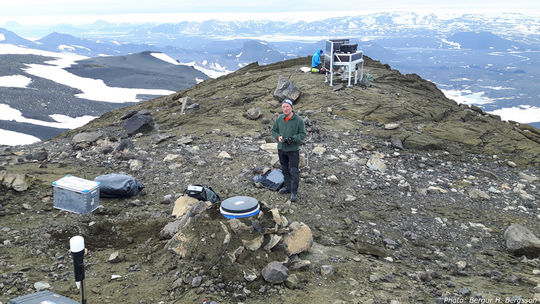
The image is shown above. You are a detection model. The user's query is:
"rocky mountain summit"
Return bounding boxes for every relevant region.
[1,56,539,303]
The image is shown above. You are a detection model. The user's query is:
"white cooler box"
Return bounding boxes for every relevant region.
[9,291,80,304]
[52,175,100,214]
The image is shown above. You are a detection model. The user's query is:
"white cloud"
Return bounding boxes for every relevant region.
[489,105,540,124]
[442,89,495,105]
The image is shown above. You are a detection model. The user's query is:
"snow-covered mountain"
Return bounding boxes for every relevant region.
[0,44,208,145]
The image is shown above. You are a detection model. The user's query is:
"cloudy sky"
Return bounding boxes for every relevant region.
[1,0,539,25]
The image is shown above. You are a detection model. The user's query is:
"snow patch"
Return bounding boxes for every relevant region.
[150,52,180,65]
[0,103,97,129]
[236,52,243,58]
[180,61,231,79]
[441,38,460,49]
[0,75,32,88]
[24,61,175,103]
[0,129,40,146]
[1,44,175,103]
[0,34,5,41]
[58,44,76,51]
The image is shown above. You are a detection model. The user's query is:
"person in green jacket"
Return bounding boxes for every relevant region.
[271,99,307,202]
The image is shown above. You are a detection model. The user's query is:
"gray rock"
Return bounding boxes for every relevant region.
[507,274,521,285]
[34,281,50,291]
[391,138,404,150]
[246,107,262,120]
[261,261,289,284]
[185,103,200,114]
[320,265,333,277]
[192,276,203,288]
[367,156,387,173]
[121,110,138,120]
[108,251,125,263]
[123,112,155,135]
[13,174,30,192]
[519,172,538,183]
[459,287,471,296]
[27,149,48,161]
[285,274,299,289]
[383,238,399,249]
[327,175,339,184]
[468,188,490,200]
[243,268,258,282]
[116,139,134,151]
[273,76,301,102]
[504,224,540,258]
[358,77,371,88]
[72,131,103,144]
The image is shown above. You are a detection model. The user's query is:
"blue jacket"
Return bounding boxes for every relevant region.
[312,49,323,68]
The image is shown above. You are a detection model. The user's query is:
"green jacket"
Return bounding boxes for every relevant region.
[271,113,307,151]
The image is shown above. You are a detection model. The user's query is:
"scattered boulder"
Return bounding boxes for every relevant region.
[283,222,313,256]
[384,123,400,130]
[242,235,264,251]
[260,143,278,153]
[108,251,125,263]
[261,261,289,284]
[320,265,334,277]
[1,171,31,192]
[519,172,538,183]
[246,107,262,120]
[264,234,282,252]
[327,175,339,184]
[312,146,326,156]
[123,111,155,135]
[172,195,199,218]
[26,149,48,161]
[273,76,301,102]
[116,139,134,151]
[34,281,51,291]
[367,156,387,173]
[185,103,200,114]
[243,268,258,282]
[391,138,404,150]
[72,131,103,144]
[468,188,491,201]
[504,224,540,258]
[218,151,232,160]
[120,110,138,120]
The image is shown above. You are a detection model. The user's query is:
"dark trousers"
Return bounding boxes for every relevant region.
[278,149,300,194]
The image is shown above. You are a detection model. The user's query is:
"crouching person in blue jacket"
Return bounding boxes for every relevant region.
[271,99,306,202]
[312,49,323,69]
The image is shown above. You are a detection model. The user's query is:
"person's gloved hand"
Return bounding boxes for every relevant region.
[284,137,296,145]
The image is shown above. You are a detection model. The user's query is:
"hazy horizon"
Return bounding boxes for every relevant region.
[1,0,539,27]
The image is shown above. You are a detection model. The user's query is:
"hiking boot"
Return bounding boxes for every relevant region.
[290,193,298,202]
[278,187,291,194]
